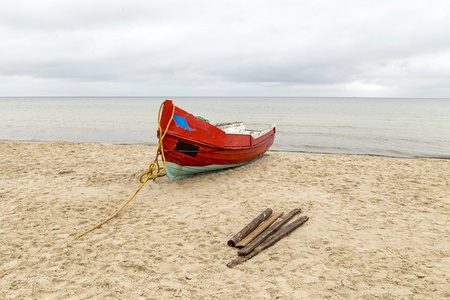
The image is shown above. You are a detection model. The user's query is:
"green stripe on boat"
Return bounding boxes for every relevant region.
[165,160,258,180]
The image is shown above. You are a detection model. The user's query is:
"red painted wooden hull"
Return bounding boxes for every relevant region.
[158,100,276,179]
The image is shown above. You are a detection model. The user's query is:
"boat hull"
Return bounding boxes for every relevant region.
[158,100,276,180]
[165,160,257,180]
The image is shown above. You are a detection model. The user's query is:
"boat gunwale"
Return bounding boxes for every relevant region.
[159,123,276,150]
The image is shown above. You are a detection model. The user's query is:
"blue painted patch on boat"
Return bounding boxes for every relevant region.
[173,115,194,131]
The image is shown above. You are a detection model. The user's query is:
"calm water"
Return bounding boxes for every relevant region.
[1,97,449,158]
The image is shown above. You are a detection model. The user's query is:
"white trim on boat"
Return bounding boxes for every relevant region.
[252,124,276,139]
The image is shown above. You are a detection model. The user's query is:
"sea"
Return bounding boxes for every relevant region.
[0,97,449,159]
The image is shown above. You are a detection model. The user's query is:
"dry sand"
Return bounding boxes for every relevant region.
[1,141,449,299]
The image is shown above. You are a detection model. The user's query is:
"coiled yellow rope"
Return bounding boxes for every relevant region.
[74,101,175,240]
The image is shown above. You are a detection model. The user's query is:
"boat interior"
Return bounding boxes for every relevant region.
[215,122,256,135]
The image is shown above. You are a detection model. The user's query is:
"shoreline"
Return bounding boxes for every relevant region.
[1,141,449,299]
[2,139,449,160]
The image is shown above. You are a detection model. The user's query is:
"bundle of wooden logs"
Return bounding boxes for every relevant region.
[227,208,308,268]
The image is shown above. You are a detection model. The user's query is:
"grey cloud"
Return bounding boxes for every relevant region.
[1,0,450,97]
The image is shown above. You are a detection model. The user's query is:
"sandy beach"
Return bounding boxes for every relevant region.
[1,141,449,299]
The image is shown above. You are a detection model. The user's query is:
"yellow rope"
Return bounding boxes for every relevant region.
[0,269,13,279]
[139,101,175,182]
[74,101,175,240]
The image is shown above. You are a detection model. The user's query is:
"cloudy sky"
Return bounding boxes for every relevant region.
[1,0,449,97]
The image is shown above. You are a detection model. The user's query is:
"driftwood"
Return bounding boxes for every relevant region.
[238,208,301,256]
[227,215,309,268]
[235,211,284,248]
[227,208,272,247]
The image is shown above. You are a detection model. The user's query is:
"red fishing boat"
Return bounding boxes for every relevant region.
[157,100,276,180]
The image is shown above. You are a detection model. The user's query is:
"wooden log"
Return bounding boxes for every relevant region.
[235,211,284,248]
[237,208,301,255]
[227,215,309,268]
[227,208,272,247]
